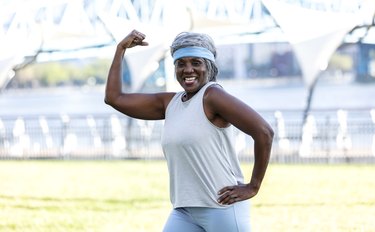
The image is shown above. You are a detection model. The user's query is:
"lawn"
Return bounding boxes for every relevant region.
[0,160,374,232]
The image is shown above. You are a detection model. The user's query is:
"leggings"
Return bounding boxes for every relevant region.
[163,200,251,232]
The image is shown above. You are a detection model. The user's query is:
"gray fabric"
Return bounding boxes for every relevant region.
[163,200,251,232]
[161,82,244,209]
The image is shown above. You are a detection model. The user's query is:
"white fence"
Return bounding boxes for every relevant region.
[1,109,374,163]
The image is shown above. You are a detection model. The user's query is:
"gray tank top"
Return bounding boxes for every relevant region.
[161,82,244,208]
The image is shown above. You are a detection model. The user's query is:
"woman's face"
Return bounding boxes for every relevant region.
[175,57,208,97]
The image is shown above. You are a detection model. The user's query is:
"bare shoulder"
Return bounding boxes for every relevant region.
[203,82,256,117]
[204,83,224,97]
[203,83,242,125]
[204,83,237,106]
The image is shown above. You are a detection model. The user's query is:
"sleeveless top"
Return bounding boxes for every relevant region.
[161,82,244,208]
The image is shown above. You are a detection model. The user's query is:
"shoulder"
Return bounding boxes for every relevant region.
[203,82,238,114]
[204,82,223,95]
[203,83,245,127]
[203,82,249,115]
[204,83,232,104]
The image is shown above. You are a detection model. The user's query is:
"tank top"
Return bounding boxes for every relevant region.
[161,82,244,208]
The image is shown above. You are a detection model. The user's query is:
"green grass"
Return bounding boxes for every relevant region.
[0,161,374,232]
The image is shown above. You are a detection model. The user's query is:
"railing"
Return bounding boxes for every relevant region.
[0,109,374,163]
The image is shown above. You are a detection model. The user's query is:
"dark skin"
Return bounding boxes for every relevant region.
[105,29,274,205]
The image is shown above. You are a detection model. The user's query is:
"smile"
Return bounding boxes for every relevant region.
[184,77,196,82]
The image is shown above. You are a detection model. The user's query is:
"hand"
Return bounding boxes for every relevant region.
[118,29,149,49]
[217,183,258,205]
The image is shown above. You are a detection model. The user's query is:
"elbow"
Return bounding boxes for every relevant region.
[104,94,116,107]
[104,88,121,107]
[266,125,275,144]
[259,124,274,146]
[104,96,111,105]
[267,125,275,141]
[104,96,111,106]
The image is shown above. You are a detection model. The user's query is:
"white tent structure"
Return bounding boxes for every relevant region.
[0,0,374,92]
[261,0,375,124]
[262,0,375,88]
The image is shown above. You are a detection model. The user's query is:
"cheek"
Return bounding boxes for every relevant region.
[175,69,182,78]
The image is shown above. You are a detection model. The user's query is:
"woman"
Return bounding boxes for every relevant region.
[105,29,274,232]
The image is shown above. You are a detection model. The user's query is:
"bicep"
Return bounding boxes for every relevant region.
[111,92,174,120]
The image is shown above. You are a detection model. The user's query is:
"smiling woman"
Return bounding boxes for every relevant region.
[174,57,208,100]
[170,32,218,83]
[104,29,274,232]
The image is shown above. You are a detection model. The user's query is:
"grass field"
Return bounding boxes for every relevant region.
[0,160,374,232]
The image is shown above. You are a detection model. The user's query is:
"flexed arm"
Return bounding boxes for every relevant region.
[105,30,174,120]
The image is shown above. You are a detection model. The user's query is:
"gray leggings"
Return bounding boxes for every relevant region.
[163,200,251,232]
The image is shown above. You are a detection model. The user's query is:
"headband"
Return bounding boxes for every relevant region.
[172,46,215,63]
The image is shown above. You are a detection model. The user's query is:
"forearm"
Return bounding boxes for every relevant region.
[217,127,273,204]
[104,45,126,105]
[248,127,274,191]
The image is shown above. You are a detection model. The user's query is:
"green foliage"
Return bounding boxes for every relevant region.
[81,59,111,85]
[38,62,71,86]
[13,59,111,88]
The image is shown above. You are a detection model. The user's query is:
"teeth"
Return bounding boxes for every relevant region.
[185,77,196,81]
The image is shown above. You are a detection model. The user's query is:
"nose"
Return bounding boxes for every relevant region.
[183,63,194,73]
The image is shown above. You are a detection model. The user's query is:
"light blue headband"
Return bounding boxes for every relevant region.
[172,46,215,63]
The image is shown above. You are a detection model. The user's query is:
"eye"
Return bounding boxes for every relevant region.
[192,60,203,66]
[175,61,185,68]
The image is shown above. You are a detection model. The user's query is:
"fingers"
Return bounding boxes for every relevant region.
[119,29,148,49]
[217,184,254,205]
[133,30,145,39]
[132,30,146,44]
[131,30,149,47]
[218,193,240,205]
[218,186,234,195]
[217,186,240,205]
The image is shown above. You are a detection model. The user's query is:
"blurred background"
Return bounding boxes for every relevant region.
[1,0,375,162]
